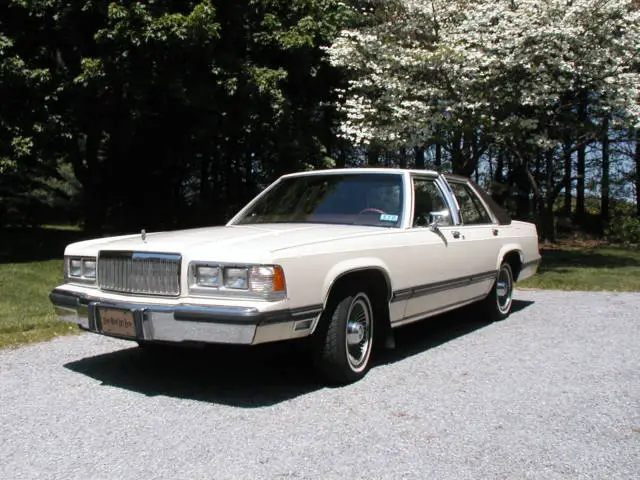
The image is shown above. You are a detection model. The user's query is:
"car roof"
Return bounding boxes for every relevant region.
[281,168,440,178]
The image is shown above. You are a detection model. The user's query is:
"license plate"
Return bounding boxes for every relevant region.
[99,307,136,338]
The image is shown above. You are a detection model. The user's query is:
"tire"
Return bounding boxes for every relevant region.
[483,261,514,321]
[312,290,375,385]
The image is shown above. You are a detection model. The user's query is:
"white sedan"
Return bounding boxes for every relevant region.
[50,168,540,384]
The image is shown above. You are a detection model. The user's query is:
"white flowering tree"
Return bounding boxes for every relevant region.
[329,0,640,238]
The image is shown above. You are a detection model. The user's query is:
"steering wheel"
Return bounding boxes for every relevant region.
[358,208,386,215]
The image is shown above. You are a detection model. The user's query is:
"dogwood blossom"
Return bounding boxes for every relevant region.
[328,0,640,150]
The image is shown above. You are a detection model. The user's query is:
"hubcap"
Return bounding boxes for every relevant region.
[496,265,513,314]
[345,294,373,371]
[347,321,365,344]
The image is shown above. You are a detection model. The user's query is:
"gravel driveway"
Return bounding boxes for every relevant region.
[1,290,638,480]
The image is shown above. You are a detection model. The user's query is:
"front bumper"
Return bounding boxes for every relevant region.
[49,288,322,345]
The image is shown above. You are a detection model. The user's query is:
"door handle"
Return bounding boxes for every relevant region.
[492,229,499,236]
[452,230,461,239]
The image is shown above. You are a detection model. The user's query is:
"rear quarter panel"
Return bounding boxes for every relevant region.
[496,220,540,280]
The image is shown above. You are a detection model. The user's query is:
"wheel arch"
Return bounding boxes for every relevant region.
[315,260,393,336]
[321,260,393,308]
[498,246,524,281]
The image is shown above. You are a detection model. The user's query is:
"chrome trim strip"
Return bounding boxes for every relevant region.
[290,305,323,318]
[435,175,462,226]
[175,304,322,325]
[391,270,497,303]
[392,294,488,327]
[130,252,180,261]
[173,306,262,324]
[391,288,412,302]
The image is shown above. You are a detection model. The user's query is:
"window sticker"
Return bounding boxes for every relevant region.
[380,213,399,222]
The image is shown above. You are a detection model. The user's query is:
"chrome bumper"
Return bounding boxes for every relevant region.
[517,256,541,282]
[49,289,322,345]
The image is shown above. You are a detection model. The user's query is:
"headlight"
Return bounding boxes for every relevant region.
[189,263,286,299]
[70,259,82,277]
[82,259,96,279]
[195,265,220,287]
[224,267,248,289]
[65,256,97,284]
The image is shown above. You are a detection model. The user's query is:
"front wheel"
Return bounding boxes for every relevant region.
[312,290,375,385]
[483,262,514,321]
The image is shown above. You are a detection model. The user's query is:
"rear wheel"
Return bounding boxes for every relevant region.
[313,289,375,384]
[483,261,514,321]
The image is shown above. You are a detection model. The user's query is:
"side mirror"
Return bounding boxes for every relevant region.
[429,210,449,231]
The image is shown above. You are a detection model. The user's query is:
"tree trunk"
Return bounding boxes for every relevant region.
[367,146,380,166]
[488,152,494,181]
[199,155,212,215]
[469,131,480,179]
[495,152,504,183]
[542,202,556,243]
[575,92,587,224]
[336,143,347,168]
[414,146,425,169]
[636,130,640,216]
[398,148,407,168]
[512,162,531,219]
[450,130,463,173]
[83,186,107,234]
[563,141,572,216]
[434,142,441,169]
[601,116,610,222]
[575,144,586,223]
[543,150,556,242]
[70,128,107,234]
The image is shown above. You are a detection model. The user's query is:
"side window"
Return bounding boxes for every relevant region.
[412,178,451,227]
[449,182,493,225]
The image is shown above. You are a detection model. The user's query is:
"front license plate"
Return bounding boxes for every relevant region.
[99,308,136,338]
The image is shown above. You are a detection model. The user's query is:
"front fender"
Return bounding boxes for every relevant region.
[321,257,393,309]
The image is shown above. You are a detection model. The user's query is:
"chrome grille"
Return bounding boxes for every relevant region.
[98,251,181,296]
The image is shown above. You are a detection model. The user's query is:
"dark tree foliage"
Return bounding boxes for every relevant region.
[1,0,353,232]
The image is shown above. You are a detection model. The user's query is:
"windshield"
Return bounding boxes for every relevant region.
[234,173,404,228]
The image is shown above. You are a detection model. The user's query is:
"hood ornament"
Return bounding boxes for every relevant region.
[141,229,147,243]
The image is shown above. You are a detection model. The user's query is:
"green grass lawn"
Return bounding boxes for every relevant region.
[519,244,640,291]
[0,226,89,349]
[0,260,78,348]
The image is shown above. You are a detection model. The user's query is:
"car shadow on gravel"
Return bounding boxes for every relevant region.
[375,299,533,366]
[64,299,534,407]
[64,341,323,407]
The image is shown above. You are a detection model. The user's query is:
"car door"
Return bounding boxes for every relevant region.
[397,175,469,324]
[442,179,502,301]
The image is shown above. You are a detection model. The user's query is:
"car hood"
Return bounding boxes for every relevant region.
[66,223,392,262]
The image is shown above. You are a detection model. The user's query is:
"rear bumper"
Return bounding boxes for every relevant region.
[517,256,541,282]
[49,288,322,345]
